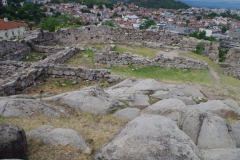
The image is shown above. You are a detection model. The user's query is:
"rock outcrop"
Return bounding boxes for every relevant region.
[94,115,200,160]
[44,86,125,115]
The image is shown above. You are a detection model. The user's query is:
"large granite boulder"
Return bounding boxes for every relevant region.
[188,100,239,118]
[197,113,236,149]
[222,99,240,115]
[143,99,187,126]
[182,109,205,144]
[179,85,205,98]
[200,148,240,160]
[231,120,240,148]
[44,86,124,115]
[129,94,150,109]
[0,97,70,118]
[27,125,91,153]
[94,115,200,160]
[0,123,27,159]
[105,79,164,101]
[113,108,140,120]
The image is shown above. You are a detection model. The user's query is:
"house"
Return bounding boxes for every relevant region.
[0,18,26,40]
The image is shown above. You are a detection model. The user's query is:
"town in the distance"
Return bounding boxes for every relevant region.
[0,0,240,49]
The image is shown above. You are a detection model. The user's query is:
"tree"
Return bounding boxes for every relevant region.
[140,19,156,30]
[102,20,115,27]
[37,17,60,32]
[221,26,228,34]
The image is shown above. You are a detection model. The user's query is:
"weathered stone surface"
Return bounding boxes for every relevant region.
[143,99,186,126]
[27,125,55,141]
[151,90,172,99]
[0,97,70,118]
[44,128,89,150]
[129,94,150,109]
[27,125,90,153]
[173,96,196,105]
[197,113,236,149]
[113,108,140,120]
[44,86,124,115]
[179,86,205,98]
[132,78,164,91]
[200,148,240,160]
[231,120,240,148]
[94,115,200,160]
[0,123,27,159]
[108,78,133,89]
[222,99,240,115]
[182,109,205,144]
[188,100,238,118]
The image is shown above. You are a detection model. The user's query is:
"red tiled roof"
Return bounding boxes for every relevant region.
[0,19,26,30]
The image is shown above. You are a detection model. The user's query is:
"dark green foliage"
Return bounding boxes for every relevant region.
[102,20,115,27]
[127,0,189,9]
[140,19,156,30]
[218,48,228,62]
[189,31,217,42]
[38,17,60,32]
[110,12,121,18]
[195,43,205,55]
[221,26,229,34]
[0,1,46,24]
[38,14,81,32]
[205,12,240,21]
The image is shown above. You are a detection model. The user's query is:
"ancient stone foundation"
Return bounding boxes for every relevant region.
[95,46,208,70]
[0,40,31,61]
[180,37,220,61]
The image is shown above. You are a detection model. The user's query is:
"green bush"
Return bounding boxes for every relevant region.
[195,43,205,55]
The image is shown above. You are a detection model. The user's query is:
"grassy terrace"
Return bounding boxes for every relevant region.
[111,66,214,85]
[113,45,158,58]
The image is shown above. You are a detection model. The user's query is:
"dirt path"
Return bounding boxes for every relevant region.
[156,49,180,58]
[209,67,221,85]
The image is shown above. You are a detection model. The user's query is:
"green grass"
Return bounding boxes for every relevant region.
[64,50,95,68]
[21,52,46,62]
[113,45,158,58]
[111,66,214,85]
[179,52,223,72]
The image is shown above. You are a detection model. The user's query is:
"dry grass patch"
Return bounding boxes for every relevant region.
[0,106,128,160]
[226,116,240,124]
[25,77,114,96]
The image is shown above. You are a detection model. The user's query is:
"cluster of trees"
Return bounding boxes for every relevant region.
[37,14,81,32]
[51,0,114,9]
[0,0,46,24]
[189,30,217,42]
[139,19,156,30]
[205,11,240,21]
[127,0,189,9]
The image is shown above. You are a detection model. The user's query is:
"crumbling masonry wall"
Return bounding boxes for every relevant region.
[94,46,208,70]
[0,40,31,61]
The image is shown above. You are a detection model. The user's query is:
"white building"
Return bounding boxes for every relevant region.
[0,18,26,40]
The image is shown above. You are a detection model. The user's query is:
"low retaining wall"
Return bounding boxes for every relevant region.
[223,67,240,79]
[33,45,65,55]
[94,46,208,70]
[0,61,112,96]
[42,47,79,63]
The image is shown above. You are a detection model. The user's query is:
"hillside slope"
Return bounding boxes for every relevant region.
[127,0,189,9]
